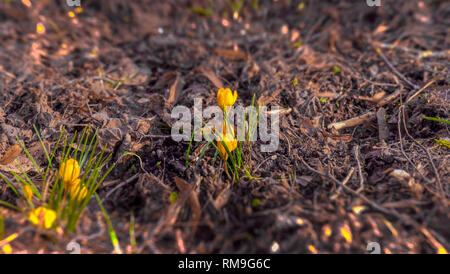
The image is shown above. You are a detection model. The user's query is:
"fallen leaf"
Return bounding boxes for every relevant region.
[213,48,248,61]
[166,72,184,107]
[0,144,22,165]
[198,68,222,89]
[0,156,36,173]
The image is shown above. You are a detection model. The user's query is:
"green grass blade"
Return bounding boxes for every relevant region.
[0,201,22,212]
[422,116,450,125]
[95,193,122,254]
[15,137,44,179]
[0,172,19,197]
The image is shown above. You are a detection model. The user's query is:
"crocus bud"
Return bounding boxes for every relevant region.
[24,185,33,202]
[59,158,80,187]
[217,88,237,111]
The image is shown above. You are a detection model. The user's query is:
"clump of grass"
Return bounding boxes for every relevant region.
[0,126,116,233]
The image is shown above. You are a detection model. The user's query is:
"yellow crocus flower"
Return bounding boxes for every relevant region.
[217,88,237,111]
[28,206,56,229]
[1,244,12,254]
[59,158,80,188]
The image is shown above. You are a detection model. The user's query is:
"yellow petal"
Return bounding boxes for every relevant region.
[59,158,80,186]
[28,207,56,229]
[24,185,33,202]
[70,182,88,201]
[217,133,237,160]
[1,244,12,254]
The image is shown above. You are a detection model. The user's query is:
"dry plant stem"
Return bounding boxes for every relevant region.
[376,48,419,89]
[378,42,450,58]
[377,89,402,106]
[328,111,375,130]
[334,167,355,197]
[405,75,444,104]
[354,145,365,192]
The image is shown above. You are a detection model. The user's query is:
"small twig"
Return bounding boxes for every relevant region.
[378,42,450,59]
[354,145,365,192]
[328,111,375,130]
[405,75,443,104]
[377,89,402,106]
[376,47,419,89]
[333,167,355,198]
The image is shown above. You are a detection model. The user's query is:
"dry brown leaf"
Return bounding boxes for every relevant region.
[198,68,223,89]
[0,156,35,173]
[213,48,248,61]
[213,187,231,211]
[167,72,182,106]
[355,91,386,103]
[0,144,22,165]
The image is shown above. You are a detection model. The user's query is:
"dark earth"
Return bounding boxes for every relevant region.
[0,0,449,254]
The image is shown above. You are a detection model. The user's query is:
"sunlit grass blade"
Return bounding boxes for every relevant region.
[185,127,196,168]
[129,212,136,253]
[422,116,450,125]
[0,201,22,212]
[95,193,122,254]
[0,172,19,197]
[195,141,212,171]
[15,137,43,180]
